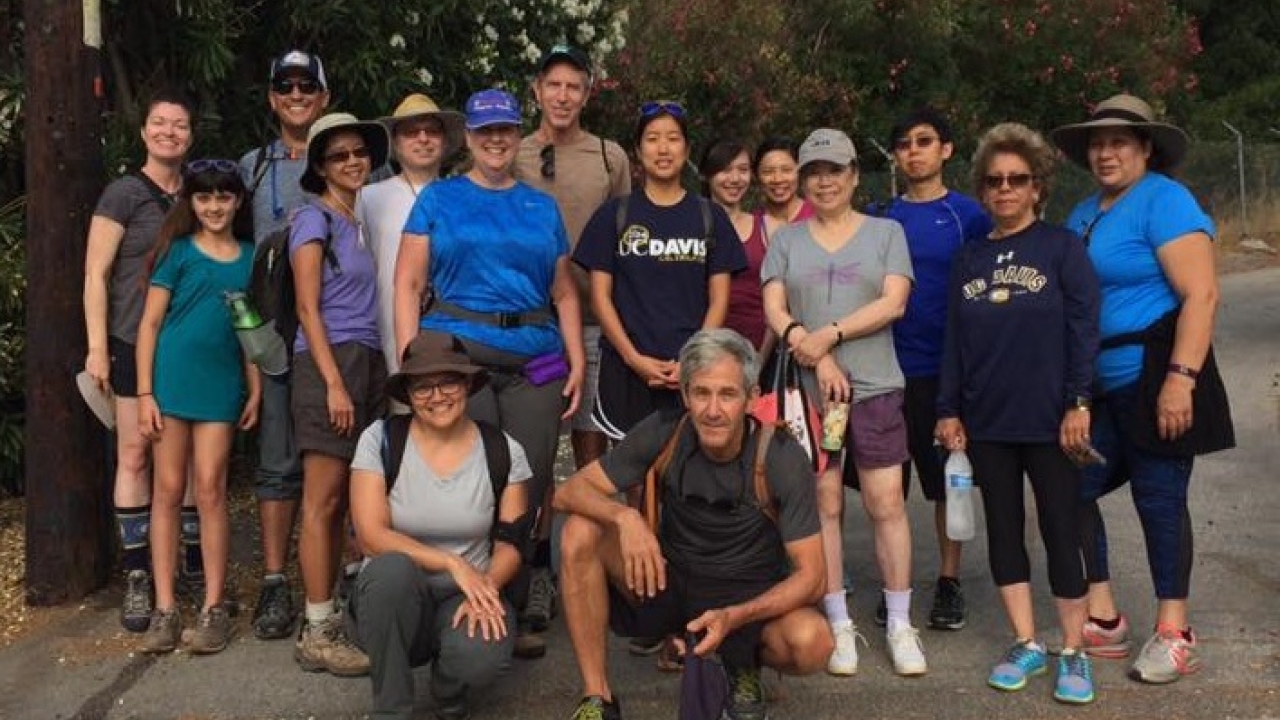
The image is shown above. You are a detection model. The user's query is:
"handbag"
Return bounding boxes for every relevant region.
[751,348,828,473]
[1100,308,1235,457]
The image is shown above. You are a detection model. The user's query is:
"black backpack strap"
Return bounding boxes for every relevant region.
[318,210,340,273]
[381,415,412,494]
[247,137,274,196]
[476,421,511,522]
[614,194,631,242]
[698,196,714,252]
[132,170,176,213]
[600,135,612,176]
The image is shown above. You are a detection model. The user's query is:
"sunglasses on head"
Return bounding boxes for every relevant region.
[639,101,687,119]
[185,158,239,175]
[540,144,555,179]
[271,78,322,95]
[983,173,1035,190]
[893,135,939,151]
[323,146,371,164]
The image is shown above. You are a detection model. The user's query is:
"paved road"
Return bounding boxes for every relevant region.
[3,268,1278,720]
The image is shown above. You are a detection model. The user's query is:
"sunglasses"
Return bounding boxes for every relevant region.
[185,158,239,175]
[893,135,939,151]
[271,78,322,95]
[323,146,371,164]
[639,101,687,119]
[540,144,555,179]
[982,173,1035,190]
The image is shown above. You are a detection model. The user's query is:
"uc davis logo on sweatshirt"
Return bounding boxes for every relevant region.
[962,264,1048,302]
[617,224,708,261]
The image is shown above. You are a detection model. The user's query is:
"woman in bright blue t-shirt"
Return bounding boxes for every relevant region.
[1051,94,1218,686]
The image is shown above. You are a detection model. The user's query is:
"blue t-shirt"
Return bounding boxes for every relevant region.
[404,176,569,357]
[288,202,381,355]
[876,191,991,377]
[573,192,747,360]
[150,235,254,422]
[1065,173,1215,392]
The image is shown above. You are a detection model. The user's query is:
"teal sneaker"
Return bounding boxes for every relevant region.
[988,640,1048,691]
[1054,650,1096,704]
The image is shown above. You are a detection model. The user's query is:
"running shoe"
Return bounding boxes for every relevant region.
[988,640,1047,692]
[1129,626,1201,684]
[1054,650,1096,704]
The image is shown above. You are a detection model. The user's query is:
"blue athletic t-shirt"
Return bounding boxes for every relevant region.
[875,191,991,377]
[573,192,747,360]
[404,176,570,358]
[1065,173,1214,392]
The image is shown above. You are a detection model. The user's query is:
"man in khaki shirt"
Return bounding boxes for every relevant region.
[514,44,631,658]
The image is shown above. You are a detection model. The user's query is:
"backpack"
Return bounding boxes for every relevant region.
[614,194,716,256]
[640,413,779,533]
[248,208,339,350]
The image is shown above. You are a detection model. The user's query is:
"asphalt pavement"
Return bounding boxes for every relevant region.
[2,267,1277,720]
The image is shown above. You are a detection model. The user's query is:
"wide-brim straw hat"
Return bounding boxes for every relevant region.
[299,112,390,194]
[379,93,466,160]
[1051,94,1189,172]
[386,331,489,405]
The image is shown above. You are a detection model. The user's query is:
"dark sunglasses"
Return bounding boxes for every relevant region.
[323,146,371,164]
[639,101,687,119]
[396,123,444,139]
[982,173,1035,190]
[893,135,938,151]
[271,78,322,95]
[185,158,239,175]
[540,144,556,179]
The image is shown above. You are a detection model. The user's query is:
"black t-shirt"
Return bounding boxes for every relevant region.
[601,411,820,581]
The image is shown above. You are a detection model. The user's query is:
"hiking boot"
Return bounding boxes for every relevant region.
[295,614,370,676]
[723,663,769,720]
[1054,650,1096,704]
[252,576,295,640]
[1082,614,1132,659]
[826,620,865,676]
[141,608,181,654]
[874,597,887,627]
[121,569,153,633]
[627,636,666,655]
[886,625,928,676]
[190,605,233,655]
[928,577,966,630]
[569,695,621,720]
[523,567,558,632]
[1128,626,1201,684]
[988,640,1048,691]
[513,624,548,659]
[433,693,471,720]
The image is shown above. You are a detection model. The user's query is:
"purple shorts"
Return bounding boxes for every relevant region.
[843,389,909,472]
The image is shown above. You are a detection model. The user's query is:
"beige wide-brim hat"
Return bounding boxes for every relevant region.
[386,332,489,405]
[379,93,466,160]
[299,112,390,194]
[1051,94,1189,172]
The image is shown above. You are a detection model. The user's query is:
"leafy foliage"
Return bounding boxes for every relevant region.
[0,196,23,495]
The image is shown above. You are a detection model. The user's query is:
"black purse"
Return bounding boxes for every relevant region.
[1099,308,1235,457]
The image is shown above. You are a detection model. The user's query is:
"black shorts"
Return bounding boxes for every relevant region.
[291,342,387,460]
[592,345,681,440]
[901,375,946,501]
[109,336,139,398]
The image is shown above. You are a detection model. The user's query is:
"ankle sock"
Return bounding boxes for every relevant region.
[180,506,203,577]
[822,591,850,624]
[884,588,912,633]
[305,599,335,623]
[115,505,151,573]
[1089,615,1121,630]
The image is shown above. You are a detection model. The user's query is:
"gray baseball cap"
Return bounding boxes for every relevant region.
[798,128,858,169]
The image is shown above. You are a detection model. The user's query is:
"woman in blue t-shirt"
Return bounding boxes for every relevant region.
[573,102,747,439]
[1051,94,1219,685]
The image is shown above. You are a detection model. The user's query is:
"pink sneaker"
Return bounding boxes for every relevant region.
[1082,615,1132,659]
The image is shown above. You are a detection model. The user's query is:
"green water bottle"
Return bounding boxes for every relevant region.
[226,292,264,331]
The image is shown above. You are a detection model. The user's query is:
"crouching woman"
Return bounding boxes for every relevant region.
[349,332,533,720]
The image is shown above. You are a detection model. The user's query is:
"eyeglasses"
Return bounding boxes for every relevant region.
[408,377,466,399]
[323,146,371,164]
[271,78,322,95]
[893,135,939,151]
[639,101,687,119]
[186,158,239,175]
[540,144,556,179]
[982,173,1035,190]
[396,123,444,139]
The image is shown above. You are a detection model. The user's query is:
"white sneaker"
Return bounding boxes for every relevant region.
[886,625,928,676]
[827,620,865,676]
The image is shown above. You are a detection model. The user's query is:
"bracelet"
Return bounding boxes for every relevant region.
[831,322,844,345]
[137,392,153,397]
[1167,363,1200,380]
[782,321,803,344]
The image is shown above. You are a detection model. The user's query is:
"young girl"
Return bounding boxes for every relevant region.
[136,160,261,655]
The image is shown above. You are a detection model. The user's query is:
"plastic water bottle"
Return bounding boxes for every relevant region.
[225,292,289,376]
[944,449,976,541]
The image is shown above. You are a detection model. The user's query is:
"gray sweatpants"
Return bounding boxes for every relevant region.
[351,553,514,720]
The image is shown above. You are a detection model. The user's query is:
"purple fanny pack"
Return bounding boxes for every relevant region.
[523,352,569,386]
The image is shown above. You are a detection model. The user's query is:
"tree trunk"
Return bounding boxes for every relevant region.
[24,0,111,605]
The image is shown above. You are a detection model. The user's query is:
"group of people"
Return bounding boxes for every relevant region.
[82,39,1226,720]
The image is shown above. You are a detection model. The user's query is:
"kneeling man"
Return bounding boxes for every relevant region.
[556,329,833,720]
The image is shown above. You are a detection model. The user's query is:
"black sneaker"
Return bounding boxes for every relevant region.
[874,597,887,627]
[928,577,966,630]
[253,576,296,640]
[724,663,769,720]
[121,569,153,633]
[569,695,621,720]
[522,567,557,632]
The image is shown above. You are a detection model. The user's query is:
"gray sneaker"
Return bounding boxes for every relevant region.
[190,606,233,654]
[141,609,181,654]
[295,614,370,676]
[1128,627,1201,684]
[253,576,295,640]
[523,567,557,632]
[121,569,153,633]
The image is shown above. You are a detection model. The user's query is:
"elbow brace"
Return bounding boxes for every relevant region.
[492,509,537,560]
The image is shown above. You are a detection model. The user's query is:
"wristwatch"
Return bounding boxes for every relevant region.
[1069,395,1091,412]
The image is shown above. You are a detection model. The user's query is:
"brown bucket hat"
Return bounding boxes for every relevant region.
[386,332,489,405]
[1051,94,1189,172]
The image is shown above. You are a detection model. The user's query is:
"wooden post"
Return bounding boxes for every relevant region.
[23,0,110,605]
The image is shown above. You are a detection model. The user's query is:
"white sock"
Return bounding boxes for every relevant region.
[884,589,912,633]
[305,599,335,623]
[823,591,850,624]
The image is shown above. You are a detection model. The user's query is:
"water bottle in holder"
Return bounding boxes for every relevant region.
[225,291,289,376]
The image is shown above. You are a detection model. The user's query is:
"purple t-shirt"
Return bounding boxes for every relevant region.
[288,201,380,355]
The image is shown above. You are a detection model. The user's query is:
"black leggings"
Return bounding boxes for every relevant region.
[970,442,1087,599]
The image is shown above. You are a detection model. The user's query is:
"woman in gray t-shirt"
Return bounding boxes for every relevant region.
[761,129,924,679]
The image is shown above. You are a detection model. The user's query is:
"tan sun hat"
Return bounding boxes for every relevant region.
[379,93,466,160]
[299,112,390,194]
[1050,94,1189,173]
